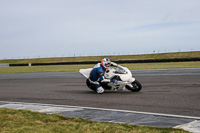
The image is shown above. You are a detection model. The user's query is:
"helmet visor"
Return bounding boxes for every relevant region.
[105,62,111,67]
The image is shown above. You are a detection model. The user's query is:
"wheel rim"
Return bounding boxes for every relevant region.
[132,83,139,90]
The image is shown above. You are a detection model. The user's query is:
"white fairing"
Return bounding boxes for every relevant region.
[105,65,135,82]
[79,63,101,78]
[79,68,92,79]
[79,63,136,91]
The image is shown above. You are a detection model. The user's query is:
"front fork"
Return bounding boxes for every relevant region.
[126,77,136,88]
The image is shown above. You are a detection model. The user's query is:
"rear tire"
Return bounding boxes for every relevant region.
[126,80,142,92]
[86,79,111,91]
[86,79,97,92]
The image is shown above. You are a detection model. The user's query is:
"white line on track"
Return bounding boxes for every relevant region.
[1,101,200,120]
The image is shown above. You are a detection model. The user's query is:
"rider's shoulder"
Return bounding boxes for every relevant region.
[93,63,101,68]
[93,63,105,72]
[97,65,104,72]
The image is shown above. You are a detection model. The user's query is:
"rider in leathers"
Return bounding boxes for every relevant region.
[89,58,117,94]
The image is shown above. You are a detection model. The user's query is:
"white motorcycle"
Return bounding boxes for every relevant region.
[79,62,142,93]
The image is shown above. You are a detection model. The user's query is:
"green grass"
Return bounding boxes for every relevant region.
[0,108,188,133]
[0,51,199,73]
[0,61,199,73]
[124,61,200,70]
[0,51,200,64]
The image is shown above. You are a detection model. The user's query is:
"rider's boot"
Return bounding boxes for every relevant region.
[96,86,104,94]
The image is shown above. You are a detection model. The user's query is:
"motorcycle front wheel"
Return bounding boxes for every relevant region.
[126,80,142,92]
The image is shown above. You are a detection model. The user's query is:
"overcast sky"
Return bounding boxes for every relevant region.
[0,0,200,59]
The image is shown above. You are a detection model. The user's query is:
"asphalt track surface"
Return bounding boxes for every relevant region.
[0,68,200,117]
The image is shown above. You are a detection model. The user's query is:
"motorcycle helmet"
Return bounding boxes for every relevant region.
[101,58,111,69]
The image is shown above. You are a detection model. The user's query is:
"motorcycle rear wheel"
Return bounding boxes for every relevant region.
[86,79,97,92]
[126,80,142,92]
[86,79,112,91]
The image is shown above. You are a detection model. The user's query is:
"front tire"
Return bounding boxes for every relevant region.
[126,80,142,92]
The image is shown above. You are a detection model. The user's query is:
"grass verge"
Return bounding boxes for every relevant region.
[0,61,199,73]
[0,108,188,133]
[0,51,200,64]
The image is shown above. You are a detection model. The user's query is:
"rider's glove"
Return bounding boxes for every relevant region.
[111,62,118,67]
